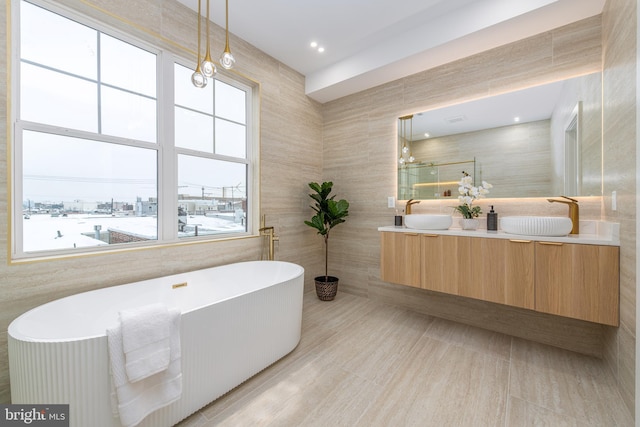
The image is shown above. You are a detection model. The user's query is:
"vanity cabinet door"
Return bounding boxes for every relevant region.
[421,234,470,295]
[535,242,619,326]
[465,239,535,309]
[380,232,421,287]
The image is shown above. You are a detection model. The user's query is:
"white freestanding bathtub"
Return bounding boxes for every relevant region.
[8,260,304,427]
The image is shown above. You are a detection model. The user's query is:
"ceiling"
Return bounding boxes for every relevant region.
[175,0,605,103]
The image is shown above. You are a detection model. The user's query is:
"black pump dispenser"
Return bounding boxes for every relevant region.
[487,205,498,231]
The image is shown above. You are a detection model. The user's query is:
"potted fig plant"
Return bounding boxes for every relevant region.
[304,181,350,301]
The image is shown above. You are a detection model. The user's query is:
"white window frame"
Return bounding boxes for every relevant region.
[10,0,260,261]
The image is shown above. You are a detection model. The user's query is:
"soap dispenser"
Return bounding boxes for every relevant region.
[487,205,498,231]
[395,209,403,226]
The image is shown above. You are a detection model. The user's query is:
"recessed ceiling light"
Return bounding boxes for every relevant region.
[514,116,520,122]
[310,41,325,53]
[424,132,430,138]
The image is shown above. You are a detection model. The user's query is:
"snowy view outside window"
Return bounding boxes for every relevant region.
[22,131,158,252]
[14,1,251,256]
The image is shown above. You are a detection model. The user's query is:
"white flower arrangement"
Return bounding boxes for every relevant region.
[454,172,492,219]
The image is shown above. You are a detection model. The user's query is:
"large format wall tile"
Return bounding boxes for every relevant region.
[602,0,637,416]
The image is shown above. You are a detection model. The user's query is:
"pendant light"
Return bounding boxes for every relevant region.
[219,0,236,69]
[399,118,407,165]
[398,115,414,165]
[191,0,207,88]
[399,117,406,165]
[408,115,415,163]
[201,0,216,78]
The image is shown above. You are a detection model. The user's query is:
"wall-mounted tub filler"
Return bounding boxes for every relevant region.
[259,215,279,260]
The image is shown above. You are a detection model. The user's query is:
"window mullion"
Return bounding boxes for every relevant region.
[12,123,25,255]
[11,0,22,256]
[97,31,102,134]
[159,53,178,241]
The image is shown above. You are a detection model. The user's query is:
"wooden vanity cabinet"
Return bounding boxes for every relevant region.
[380,231,619,325]
[535,242,619,326]
[380,232,421,288]
[466,239,535,309]
[382,233,534,309]
[420,234,470,295]
[420,235,534,308]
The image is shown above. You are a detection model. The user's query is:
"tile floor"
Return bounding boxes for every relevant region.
[176,291,633,426]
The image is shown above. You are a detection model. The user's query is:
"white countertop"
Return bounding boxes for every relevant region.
[378,220,620,246]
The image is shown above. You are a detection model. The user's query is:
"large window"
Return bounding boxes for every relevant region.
[12,0,256,259]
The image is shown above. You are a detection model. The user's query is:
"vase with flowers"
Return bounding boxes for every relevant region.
[453,171,492,230]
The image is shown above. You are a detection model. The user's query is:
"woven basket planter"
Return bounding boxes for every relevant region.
[314,276,339,301]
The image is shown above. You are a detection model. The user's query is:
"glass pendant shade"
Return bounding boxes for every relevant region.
[202,54,216,78]
[192,67,207,88]
[192,0,207,88]
[220,49,235,70]
[220,0,235,69]
[201,0,217,78]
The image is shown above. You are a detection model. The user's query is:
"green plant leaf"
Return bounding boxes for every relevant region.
[326,199,349,227]
[308,182,322,194]
[304,213,328,235]
[454,204,482,218]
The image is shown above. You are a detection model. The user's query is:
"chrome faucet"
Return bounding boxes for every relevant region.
[259,215,279,260]
[547,196,579,234]
[405,199,420,215]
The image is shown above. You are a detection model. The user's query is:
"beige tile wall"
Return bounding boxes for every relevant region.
[322,11,635,416]
[0,0,324,403]
[602,0,637,417]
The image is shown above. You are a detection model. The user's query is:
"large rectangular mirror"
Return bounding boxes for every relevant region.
[397,72,602,200]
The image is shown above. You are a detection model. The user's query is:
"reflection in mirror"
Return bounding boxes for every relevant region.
[397,72,602,200]
[564,102,581,195]
[398,159,476,200]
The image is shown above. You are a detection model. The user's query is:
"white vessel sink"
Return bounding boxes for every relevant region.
[404,214,452,230]
[500,216,573,236]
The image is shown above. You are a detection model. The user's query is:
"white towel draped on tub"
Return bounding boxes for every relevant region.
[107,304,182,427]
[121,303,172,382]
